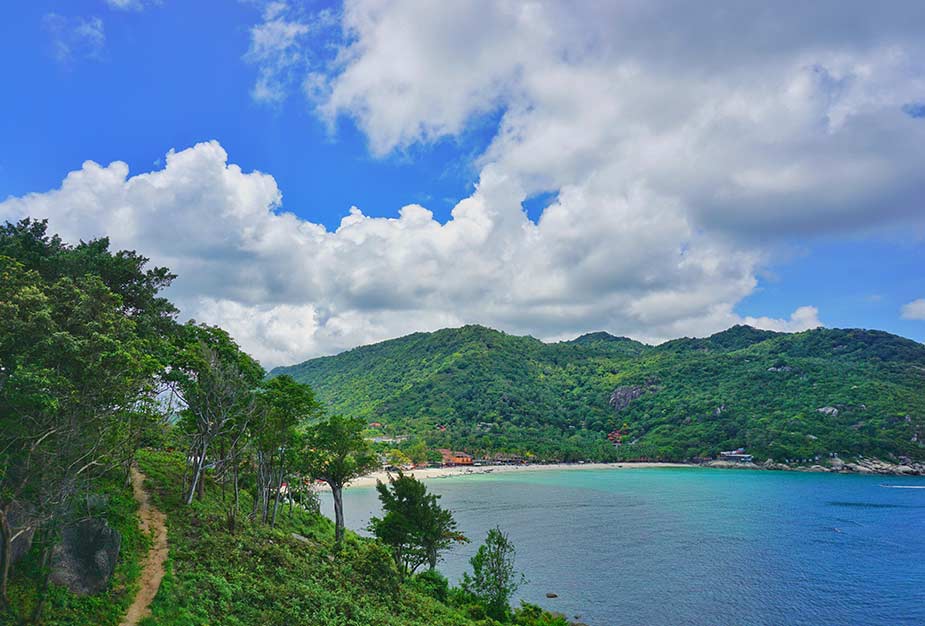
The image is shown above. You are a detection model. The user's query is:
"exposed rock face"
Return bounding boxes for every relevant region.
[49,518,121,595]
[767,365,793,372]
[1,502,37,565]
[843,458,925,476]
[762,459,790,471]
[817,406,839,417]
[609,383,657,412]
[727,455,925,476]
[706,460,760,470]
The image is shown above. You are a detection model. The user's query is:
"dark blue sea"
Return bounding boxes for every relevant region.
[324,468,925,626]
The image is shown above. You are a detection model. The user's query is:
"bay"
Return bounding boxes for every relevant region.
[322,468,925,626]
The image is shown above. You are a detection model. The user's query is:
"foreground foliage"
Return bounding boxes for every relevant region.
[136,450,562,626]
[0,219,174,619]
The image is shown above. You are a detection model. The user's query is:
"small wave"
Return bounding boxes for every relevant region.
[880,484,925,489]
[828,501,907,509]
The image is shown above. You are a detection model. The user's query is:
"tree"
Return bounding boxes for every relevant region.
[386,448,412,468]
[0,220,176,610]
[169,324,264,505]
[253,375,320,526]
[301,415,377,547]
[462,527,525,621]
[369,472,466,579]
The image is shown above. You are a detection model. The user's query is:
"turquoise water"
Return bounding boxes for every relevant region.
[323,468,925,625]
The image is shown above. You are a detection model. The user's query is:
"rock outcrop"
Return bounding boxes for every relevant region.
[49,518,121,595]
[609,382,658,412]
[719,455,925,476]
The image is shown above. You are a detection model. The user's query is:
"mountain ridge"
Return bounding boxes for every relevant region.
[273,324,925,463]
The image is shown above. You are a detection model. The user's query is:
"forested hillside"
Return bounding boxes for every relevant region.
[274,325,925,463]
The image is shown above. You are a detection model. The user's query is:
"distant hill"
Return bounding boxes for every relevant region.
[273,325,925,463]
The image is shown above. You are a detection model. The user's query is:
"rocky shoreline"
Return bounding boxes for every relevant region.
[705,456,925,476]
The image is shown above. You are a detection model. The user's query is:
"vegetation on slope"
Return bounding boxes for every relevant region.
[274,325,925,463]
[135,449,475,626]
[1,220,568,626]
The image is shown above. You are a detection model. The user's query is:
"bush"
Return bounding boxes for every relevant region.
[342,540,401,598]
[412,569,449,602]
[513,602,571,625]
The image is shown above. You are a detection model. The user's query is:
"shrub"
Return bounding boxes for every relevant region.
[412,569,449,602]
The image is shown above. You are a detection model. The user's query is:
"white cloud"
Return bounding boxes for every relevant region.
[244,2,336,104]
[743,306,823,333]
[317,1,925,237]
[13,3,925,366]
[0,141,797,367]
[901,299,925,320]
[43,13,106,63]
[105,0,143,10]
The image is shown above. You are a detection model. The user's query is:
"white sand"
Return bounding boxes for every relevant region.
[342,461,691,489]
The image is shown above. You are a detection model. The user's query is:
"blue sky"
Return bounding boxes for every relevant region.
[1,1,923,365]
[0,1,487,225]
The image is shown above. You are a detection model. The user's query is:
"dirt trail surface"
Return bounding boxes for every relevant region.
[119,465,168,626]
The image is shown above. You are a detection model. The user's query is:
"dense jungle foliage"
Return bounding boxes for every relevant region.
[274,324,925,463]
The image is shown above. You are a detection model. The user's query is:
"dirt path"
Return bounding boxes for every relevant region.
[119,465,168,626]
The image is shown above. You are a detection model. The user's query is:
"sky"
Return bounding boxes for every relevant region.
[1,0,924,367]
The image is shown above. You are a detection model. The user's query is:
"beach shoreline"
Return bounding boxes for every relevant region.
[335,456,925,489]
[343,461,692,488]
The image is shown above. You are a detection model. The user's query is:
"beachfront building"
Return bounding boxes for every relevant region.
[437,449,474,466]
[719,448,753,463]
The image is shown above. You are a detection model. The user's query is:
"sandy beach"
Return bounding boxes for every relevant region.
[343,461,692,488]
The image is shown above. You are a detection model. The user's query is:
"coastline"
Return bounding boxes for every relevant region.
[337,457,925,489]
[343,461,691,488]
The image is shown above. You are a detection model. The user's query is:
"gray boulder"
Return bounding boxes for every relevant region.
[49,518,121,595]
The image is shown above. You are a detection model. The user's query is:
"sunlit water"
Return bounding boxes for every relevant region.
[321,467,925,625]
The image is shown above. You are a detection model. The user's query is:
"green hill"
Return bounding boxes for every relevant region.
[273,325,925,463]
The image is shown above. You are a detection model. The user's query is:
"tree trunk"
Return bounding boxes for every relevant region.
[186,439,209,505]
[28,543,53,625]
[331,483,345,547]
[270,463,284,527]
[233,461,240,514]
[0,507,11,606]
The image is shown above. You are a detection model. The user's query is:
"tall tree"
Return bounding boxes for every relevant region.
[369,472,466,579]
[253,375,320,526]
[301,415,377,547]
[462,527,525,621]
[169,324,264,505]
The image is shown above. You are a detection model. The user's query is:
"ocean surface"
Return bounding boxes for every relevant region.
[321,467,925,626]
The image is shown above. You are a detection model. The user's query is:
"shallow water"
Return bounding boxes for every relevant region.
[322,468,925,625]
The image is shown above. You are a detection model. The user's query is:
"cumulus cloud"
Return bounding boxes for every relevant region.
[0,141,788,366]
[743,306,822,333]
[319,1,925,238]
[901,299,925,320]
[10,3,925,366]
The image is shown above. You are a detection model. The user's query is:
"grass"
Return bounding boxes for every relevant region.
[135,449,480,626]
[5,449,572,625]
